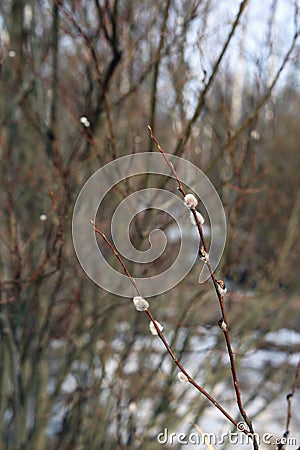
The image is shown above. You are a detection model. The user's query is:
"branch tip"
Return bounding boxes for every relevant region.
[148,125,154,138]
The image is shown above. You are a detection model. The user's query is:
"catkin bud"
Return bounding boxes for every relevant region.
[177,372,189,383]
[132,296,149,311]
[189,210,205,226]
[199,245,209,262]
[79,116,90,127]
[218,319,227,331]
[184,193,198,209]
[216,280,227,296]
[149,320,164,335]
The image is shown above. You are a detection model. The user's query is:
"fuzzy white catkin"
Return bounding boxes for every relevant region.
[149,320,163,335]
[79,116,90,127]
[177,372,189,383]
[200,250,209,263]
[218,286,227,296]
[184,193,198,209]
[216,280,227,296]
[128,401,137,414]
[132,296,149,311]
[189,210,205,226]
[219,320,227,331]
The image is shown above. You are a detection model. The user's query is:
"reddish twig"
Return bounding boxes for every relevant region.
[90,220,254,437]
[148,126,258,449]
[90,220,142,297]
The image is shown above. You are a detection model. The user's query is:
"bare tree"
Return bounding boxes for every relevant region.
[0,1,299,449]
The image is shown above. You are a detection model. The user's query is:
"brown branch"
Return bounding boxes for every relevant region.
[148,0,171,152]
[277,359,300,450]
[148,126,258,449]
[173,0,248,158]
[148,125,186,196]
[89,220,253,436]
[90,220,142,297]
[206,25,300,174]
[57,1,121,158]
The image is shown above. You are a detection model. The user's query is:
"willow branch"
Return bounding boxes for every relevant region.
[148,126,258,449]
[89,220,252,436]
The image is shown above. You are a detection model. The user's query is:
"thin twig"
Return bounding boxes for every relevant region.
[148,125,186,196]
[148,126,258,449]
[89,220,253,436]
[173,0,248,158]
[148,0,171,152]
[90,220,142,297]
[206,24,300,174]
[277,359,300,450]
[56,1,121,158]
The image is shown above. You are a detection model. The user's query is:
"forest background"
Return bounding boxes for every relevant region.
[0,1,299,449]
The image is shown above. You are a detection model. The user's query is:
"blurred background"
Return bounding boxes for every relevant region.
[0,1,299,449]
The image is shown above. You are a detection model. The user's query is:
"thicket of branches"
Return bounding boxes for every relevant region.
[0,1,299,449]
